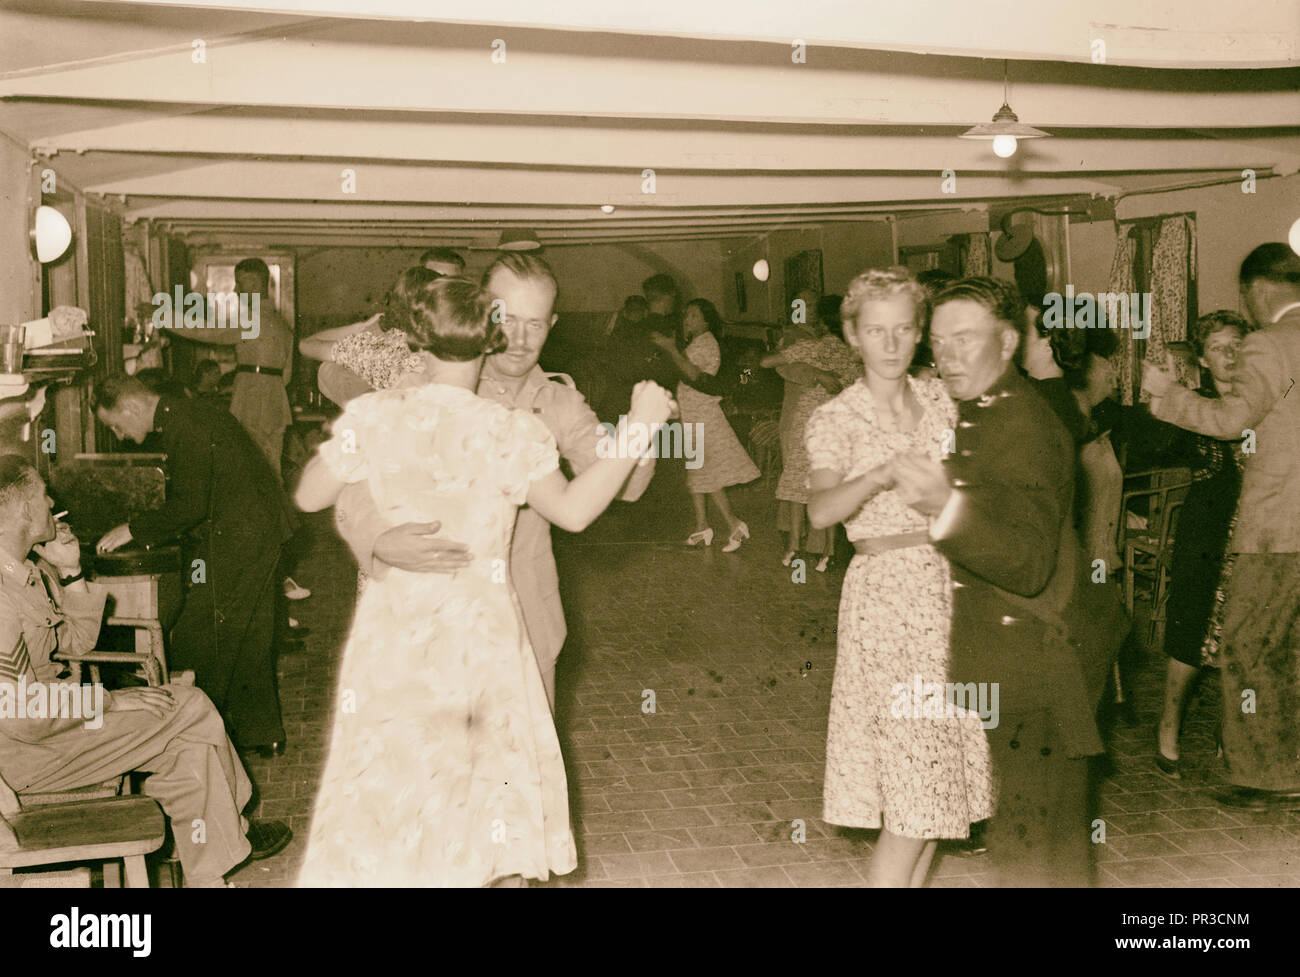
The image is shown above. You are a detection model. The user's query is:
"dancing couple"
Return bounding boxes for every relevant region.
[295,274,674,886]
[809,268,1120,887]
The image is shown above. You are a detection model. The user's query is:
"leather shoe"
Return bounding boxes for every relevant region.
[245,819,293,860]
[1212,785,1300,810]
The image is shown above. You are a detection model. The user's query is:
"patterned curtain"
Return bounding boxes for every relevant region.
[1149,216,1194,388]
[1107,228,1137,405]
[963,232,991,277]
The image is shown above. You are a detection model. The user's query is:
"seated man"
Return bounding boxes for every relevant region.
[0,455,290,887]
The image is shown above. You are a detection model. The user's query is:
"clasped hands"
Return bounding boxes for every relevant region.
[883,452,952,518]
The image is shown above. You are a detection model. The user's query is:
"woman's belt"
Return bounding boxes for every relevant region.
[852,531,931,556]
[236,364,283,376]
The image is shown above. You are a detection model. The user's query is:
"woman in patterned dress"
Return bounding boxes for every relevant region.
[299,265,438,368]
[294,277,675,886]
[651,299,760,551]
[762,290,862,571]
[806,267,994,887]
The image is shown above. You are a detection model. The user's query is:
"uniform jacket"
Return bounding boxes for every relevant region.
[0,551,108,785]
[129,395,295,607]
[176,306,294,435]
[932,365,1124,757]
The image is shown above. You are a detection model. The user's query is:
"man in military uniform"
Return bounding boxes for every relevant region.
[317,254,655,710]
[0,455,289,886]
[93,375,295,756]
[892,277,1124,887]
[168,258,295,478]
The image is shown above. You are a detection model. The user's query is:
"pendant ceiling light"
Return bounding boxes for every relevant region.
[961,62,1050,159]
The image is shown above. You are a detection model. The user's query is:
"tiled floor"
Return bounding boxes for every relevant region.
[232,471,1300,888]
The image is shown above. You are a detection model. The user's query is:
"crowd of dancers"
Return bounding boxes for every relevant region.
[285,242,1300,887]
[12,241,1293,888]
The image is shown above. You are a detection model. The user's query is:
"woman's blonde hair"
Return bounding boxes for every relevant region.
[840,266,928,327]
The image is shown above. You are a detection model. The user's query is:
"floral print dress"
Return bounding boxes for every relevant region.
[805,376,994,839]
[297,383,577,886]
[775,335,862,505]
[677,331,760,494]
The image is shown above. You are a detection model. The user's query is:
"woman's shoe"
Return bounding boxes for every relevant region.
[1154,751,1181,780]
[1154,732,1181,780]
[722,521,750,553]
[815,555,830,573]
[781,550,797,567]
[686,528,714,547]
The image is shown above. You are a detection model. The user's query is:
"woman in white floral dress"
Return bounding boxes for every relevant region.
[294,277,675,886]
[806,267,994,888]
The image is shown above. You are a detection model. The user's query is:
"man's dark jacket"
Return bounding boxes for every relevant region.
[935,365,1125,757]
[129,394,295,561]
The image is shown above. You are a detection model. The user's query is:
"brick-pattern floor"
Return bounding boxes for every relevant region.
[231,477,1300,888]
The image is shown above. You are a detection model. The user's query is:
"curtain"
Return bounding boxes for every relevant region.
[1106,228,1137,405]
[1149,216,1194,388]
[963,232,991,277]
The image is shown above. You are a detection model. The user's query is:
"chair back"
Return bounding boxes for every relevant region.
[1116,465,1193,555]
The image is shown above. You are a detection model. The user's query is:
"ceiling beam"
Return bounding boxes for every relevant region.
[28,111,1300,175]
[3,19,1297,127]
[86,0,1300,68]
[88,159,1123,208]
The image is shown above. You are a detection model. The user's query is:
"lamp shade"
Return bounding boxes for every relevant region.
[497,228,541,251]
[31,205,72,263]
[960,103,1049,141]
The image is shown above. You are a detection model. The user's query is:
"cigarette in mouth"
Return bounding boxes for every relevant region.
[53,510,68,520]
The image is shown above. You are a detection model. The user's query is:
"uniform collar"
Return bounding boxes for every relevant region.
[0,545,37,584]
[956,363,1023,416]
[479,359,547,402]
[152,393,178,432]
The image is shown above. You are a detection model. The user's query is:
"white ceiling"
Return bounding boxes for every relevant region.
[1,0,1297,247]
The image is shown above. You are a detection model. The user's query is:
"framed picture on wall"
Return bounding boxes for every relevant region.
[784,249,823,318]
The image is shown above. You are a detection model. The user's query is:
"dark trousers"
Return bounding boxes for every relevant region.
[170,543,285,748]
[985,708,1093,887]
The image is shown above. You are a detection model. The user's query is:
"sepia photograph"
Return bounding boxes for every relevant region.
[0,0,1297,955]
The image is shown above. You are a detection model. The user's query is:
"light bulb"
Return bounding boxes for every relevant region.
[1289,217,1300,257]
[601,204,615,214]
[32,205,72,263]
[992,134,1018,159]
[752,259,770,282]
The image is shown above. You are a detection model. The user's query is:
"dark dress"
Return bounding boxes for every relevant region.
[1117,387,1242,667]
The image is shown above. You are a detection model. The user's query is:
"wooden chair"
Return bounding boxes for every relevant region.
[1118,467,1193,650]
[746,412,782,488]
[56,614,168,687]
[0,772,164,888]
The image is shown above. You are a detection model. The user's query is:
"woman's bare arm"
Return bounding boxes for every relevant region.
[806,463,893,530]
[295,454,346,512]
[299,314,383,361]
[526,383,674,532]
